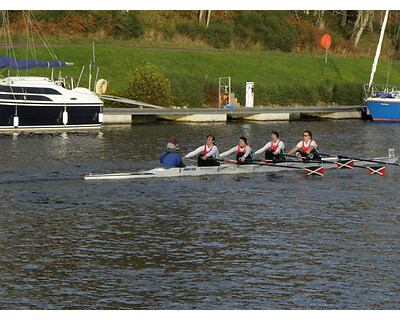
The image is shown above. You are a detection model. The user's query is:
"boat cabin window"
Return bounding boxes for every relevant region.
[0,94,53,101]
[0,85,61,95]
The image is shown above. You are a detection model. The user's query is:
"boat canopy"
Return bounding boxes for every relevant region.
[0,56,73,70]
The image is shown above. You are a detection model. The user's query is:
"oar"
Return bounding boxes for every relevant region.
[282,153,323,162]
[283,153,387,174]
[319,153,400,167]
[334,159,386,175]
[229,158,305,164]
[283,154,386,175]
[283,153,337,164]
[222,159,301,167]
[220,159,324,176]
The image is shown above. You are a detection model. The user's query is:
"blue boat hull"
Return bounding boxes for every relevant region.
[366,99,400,121]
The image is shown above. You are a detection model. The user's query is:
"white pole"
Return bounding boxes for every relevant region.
[368,10,389,91]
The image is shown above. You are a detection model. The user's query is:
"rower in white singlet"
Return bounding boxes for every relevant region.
[287,130,320,160]
[219,136,253,164]
[182,135,220,167]
[253,130,285,160]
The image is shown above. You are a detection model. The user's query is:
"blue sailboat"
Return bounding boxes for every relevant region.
[365,10,400,121]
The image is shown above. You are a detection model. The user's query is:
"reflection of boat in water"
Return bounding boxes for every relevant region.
[365,10,400,121]
[0,12,105,131]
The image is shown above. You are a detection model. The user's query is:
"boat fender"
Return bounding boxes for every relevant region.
[62,111,68,125]
[95,79,108,94]
[98,112,104,124]
[13,115,19,128]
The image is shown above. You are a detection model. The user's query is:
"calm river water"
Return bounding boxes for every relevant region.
[0,120,399,309]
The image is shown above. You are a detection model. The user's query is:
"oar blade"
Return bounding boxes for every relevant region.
[223,159,238,163]
[366,166,386,176]
[335,160,355,169]
[305,166,324,176]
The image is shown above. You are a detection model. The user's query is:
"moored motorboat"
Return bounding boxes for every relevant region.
[0,12,105,131]
[0,75,103,130]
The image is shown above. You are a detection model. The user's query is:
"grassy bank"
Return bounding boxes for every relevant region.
[6,43,400,107]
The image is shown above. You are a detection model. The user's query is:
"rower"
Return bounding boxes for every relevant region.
[182,135,220,167]
[287,130,321,160]
[160,138,186,168]
[220,136,253,164]
[253,130,285,161]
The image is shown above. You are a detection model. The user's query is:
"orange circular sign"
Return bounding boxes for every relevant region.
[320,34,332,50]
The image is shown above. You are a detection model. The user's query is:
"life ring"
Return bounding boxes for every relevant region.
[95,79,108,94]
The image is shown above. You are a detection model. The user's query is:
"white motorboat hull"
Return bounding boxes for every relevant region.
[0,77,103,130]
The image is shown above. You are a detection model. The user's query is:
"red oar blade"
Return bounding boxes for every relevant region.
[367,166,386,176]
[305,166,324,176]
[223,159,237,163]
[335,160,355,169]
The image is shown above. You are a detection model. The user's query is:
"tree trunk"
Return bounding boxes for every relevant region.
[206,10,211,28]
[199,10,203,24]
[341,10,347,28]
[351,10,372,47]
[368,11,374,32]
[314,10,325,29]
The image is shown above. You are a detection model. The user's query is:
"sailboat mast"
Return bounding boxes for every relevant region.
[368,10,389,91]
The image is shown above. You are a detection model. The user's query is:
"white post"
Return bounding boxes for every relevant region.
[228,76,231,105]
[245,82,254,107]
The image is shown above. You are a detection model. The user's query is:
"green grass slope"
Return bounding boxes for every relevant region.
[5,43,400,106]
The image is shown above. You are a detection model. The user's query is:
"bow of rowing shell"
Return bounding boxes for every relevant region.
[84,156,398,180]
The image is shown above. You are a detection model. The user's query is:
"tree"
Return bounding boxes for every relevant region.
[198,10,212,28]
[126,63,174,107]
[340,10,348,28]
[314,10,325,29]
[351,10,373,47]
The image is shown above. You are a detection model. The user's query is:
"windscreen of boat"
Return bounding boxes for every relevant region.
[0,85,62,95]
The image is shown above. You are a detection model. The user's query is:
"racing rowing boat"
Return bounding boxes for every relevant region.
[84,155,399,180]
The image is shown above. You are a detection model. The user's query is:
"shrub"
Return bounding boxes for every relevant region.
[333,83,364,105]
[161,24,175,40]
[201,19,233,49]
[176,22,201,40]
[111,11,144,40]
[167,72,207,108]
[317,81,334,104]
[201,81,364,107]
[233,11,295,51]
[276,29,296,52]
[204,86,219,107]
[260,12,295,52]
[125,63,173,107]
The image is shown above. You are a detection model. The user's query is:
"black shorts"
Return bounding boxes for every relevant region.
[197,154,220,167]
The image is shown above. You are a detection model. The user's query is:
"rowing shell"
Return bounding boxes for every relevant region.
[84,156,399,180]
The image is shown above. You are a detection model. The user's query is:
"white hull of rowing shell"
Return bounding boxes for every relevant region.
[84,156,398,180]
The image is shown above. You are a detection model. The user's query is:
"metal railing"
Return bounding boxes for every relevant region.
[364,83,400,99]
